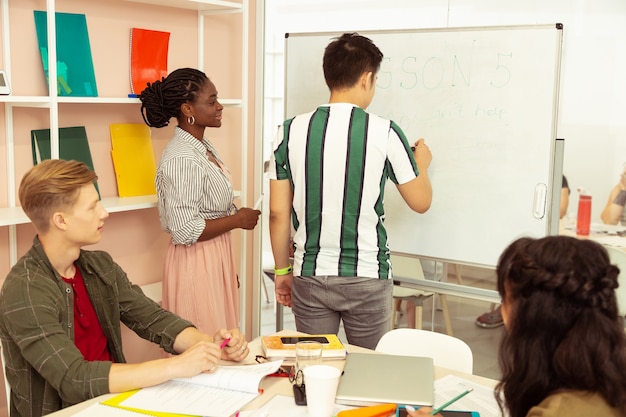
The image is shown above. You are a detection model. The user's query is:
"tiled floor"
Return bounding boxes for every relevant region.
[260,266,503,380]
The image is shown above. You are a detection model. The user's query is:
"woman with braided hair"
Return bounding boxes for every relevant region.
[410,235,626,417]
[139,68,260,335]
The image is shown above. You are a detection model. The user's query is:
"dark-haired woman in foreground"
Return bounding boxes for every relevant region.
[409,235,626,417]
[140,68,260,335]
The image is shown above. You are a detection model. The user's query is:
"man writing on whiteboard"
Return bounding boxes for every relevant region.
[268,32,433,349]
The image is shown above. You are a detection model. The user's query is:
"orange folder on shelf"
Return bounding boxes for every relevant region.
[130,28,170,95]
[110,123,157,197]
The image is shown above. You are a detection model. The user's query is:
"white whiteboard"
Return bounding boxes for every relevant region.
[284,24,563,267]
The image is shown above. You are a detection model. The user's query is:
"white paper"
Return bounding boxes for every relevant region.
[173,360,283,393]
[238,394,355,417]
[434,374,500,417]
[71,403,145,417]
[120,360,282,417]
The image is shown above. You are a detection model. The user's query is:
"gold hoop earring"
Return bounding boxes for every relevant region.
[187,116,195,126]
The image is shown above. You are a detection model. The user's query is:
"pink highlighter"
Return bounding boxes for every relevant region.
[219,338,231,349]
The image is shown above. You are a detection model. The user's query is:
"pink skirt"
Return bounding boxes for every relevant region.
[162,232,239,335]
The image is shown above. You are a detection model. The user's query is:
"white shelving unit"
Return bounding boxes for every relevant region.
[0,0,249,271]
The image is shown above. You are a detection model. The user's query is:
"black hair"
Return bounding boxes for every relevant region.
[322,32,383,90]
[495,235,626,417]
[139,68,209,128]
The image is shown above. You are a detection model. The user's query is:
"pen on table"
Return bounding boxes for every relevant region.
[219,338,231,349]
[430,388,473,415]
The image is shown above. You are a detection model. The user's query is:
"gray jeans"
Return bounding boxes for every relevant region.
[291,275,393,350]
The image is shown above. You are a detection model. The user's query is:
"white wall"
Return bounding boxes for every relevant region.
[264,0,626,224]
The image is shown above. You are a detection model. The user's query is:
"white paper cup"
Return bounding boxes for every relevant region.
[303,364,341,417]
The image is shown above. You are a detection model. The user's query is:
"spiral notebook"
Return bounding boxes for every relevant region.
[130,28,170,94]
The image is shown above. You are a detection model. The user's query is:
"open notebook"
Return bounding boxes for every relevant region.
[71,403,144,417]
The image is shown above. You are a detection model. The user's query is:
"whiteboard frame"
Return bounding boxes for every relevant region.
[283,24,564,301]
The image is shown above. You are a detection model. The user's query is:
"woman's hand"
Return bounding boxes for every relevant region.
[236,207,261,230]
[214,328,249,362]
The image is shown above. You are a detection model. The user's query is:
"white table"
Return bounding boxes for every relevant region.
[46,332,497,416]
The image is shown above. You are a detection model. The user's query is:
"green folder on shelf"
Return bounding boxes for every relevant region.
[33,10,98,97]
[31,126,100,196]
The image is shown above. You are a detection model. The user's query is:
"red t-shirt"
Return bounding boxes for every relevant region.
[62,267,113,362]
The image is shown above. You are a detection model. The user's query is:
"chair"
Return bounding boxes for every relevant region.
[375,328,474,374]
[603,245,626,317]
[390,255,453,336]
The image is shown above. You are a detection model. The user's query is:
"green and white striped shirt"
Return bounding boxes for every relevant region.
[269,103,419,279]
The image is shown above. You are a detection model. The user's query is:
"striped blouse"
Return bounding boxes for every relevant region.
[156,127,235,246]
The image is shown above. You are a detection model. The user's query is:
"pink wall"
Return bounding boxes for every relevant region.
[0,1,256,416]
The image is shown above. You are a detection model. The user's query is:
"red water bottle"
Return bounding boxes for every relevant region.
[576,191,591,236]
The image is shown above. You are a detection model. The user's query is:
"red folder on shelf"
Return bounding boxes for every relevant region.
[130,28,170,95]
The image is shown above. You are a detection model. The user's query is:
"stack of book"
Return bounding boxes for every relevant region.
[261,334,347,360]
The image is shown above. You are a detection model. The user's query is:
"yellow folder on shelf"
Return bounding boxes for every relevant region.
[109,123,157,197]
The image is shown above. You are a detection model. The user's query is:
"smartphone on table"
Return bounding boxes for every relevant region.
[396,405,479,417]
[280,336,330,345]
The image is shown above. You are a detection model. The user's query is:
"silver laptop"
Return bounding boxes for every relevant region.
[335,352,434,406]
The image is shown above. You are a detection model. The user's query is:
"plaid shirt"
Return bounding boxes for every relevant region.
[0,236,194,417]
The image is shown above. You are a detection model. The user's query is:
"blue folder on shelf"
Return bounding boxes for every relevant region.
[33,11,98,97]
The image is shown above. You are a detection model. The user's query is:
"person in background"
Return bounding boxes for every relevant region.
[475,175,570,328]
[409,235,626,417]
[601,165,626,225]
[140,68,261,335]
[0,160,249,417]
[559,174,570,219]
[268,33,433,349]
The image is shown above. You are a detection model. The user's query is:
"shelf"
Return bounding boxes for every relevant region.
[0,96,51,108]
[0,96,242,107]
[140,281,163,304]
[0,207,29,227]
[100,195,158,213]
[121,0,242,12]
[0,191,241,227]
[0,195,158,226]
[1,0,250,286]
